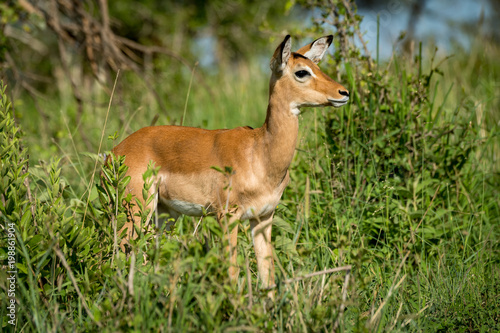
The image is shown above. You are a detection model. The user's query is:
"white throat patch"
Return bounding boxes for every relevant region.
[290,103,301,116]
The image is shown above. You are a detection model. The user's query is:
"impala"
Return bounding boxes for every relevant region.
[111,35,349,295]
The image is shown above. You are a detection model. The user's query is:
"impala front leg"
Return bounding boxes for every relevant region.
[250,214,275,298]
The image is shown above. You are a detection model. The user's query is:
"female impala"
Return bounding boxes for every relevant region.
[111,35,349,295]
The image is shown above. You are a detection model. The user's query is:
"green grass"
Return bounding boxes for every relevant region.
[1,37,499,332]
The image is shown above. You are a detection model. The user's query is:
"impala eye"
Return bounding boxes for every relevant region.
[295,70,310,79]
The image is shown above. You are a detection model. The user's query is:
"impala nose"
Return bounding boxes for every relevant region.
[339,89,350,97]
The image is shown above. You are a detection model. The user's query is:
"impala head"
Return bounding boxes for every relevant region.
[270,35,349,114]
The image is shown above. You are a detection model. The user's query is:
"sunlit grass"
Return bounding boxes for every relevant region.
[1,38,499,332]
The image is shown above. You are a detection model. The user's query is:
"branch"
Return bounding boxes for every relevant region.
[261,265,352,291]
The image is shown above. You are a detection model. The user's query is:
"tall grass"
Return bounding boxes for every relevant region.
[1,34,499,332]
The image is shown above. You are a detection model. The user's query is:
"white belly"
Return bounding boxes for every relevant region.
[163,199,205,216]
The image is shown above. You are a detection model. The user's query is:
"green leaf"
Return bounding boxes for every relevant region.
[273,216,294,234]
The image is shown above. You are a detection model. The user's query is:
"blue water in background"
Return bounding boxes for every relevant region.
[358,0,490,59]
[194,0,492,69]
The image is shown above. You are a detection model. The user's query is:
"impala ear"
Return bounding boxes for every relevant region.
[270,35,292,73]
[296,35,333,64]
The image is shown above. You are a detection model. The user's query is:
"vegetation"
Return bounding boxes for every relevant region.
[1,0,499,332]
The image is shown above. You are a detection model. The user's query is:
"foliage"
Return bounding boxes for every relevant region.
[0,1,499,332]
[288,1,499,331]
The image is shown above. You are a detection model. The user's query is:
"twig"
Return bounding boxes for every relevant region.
[389,302,404,331]
[115,37,216,100]
[401,303,430,328]
[332,268,350,331]
[245,255,253,309]
[31,0,214,116]
[369,252,410,327]
[261,265,352,291]
[181,62,198,126]
[128,252,136,296]
[341,0,373,69]
[82,70,120,224]
[193,216,204,236]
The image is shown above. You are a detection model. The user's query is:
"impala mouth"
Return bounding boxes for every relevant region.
[328,96,349,107]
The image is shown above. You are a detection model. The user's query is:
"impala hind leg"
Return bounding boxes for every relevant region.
[250,214,275,298]
[218,212,241,284]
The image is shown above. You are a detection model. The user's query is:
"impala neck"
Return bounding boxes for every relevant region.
[261,79,299,182]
